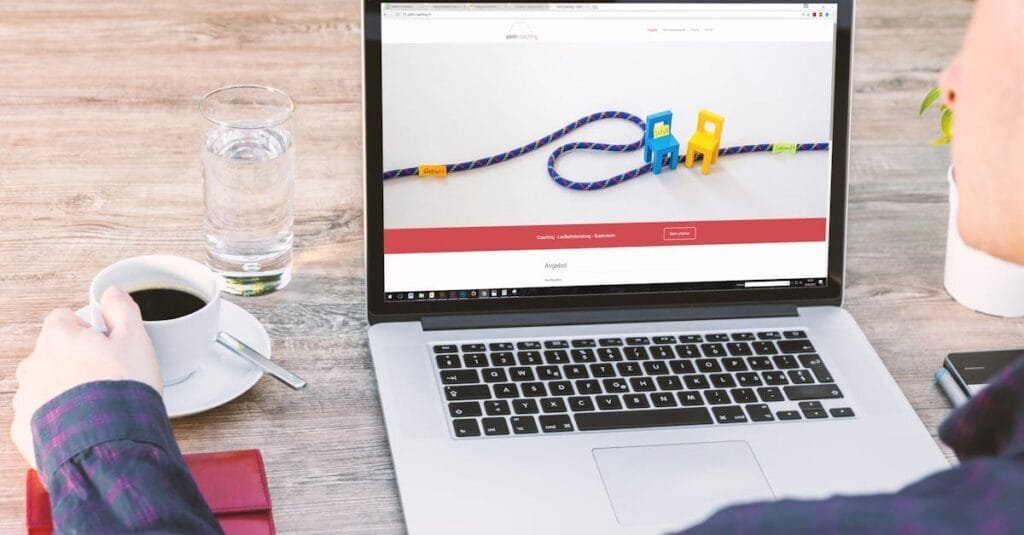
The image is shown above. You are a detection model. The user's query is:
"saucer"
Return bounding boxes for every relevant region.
[76,300,269,418]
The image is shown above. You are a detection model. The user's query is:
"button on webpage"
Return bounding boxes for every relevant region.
[663,226,697,241]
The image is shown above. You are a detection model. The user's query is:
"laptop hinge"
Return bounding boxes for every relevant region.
[421,304,799,331]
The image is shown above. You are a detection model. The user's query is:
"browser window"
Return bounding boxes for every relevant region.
[380,3,838,301]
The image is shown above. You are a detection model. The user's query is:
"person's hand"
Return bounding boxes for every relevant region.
[11,286,162,468]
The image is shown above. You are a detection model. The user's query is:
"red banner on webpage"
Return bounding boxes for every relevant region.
[384,218,827,254]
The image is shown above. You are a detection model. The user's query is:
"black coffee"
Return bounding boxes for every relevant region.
[129,288,207,321]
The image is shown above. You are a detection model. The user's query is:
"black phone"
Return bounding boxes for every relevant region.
[945,349,1024,396]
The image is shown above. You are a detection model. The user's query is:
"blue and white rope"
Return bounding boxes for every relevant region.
[382,110,830,191]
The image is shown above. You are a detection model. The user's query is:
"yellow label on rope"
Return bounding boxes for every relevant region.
[653,122,670,139]
[418,165,447,177]
[773,142,798,155]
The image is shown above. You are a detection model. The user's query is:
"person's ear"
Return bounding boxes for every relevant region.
[939,51,962,110]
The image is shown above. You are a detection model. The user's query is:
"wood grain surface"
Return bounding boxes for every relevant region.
[1,1,1013,533]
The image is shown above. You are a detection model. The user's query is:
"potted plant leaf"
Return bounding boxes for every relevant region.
[922,88,1024,317]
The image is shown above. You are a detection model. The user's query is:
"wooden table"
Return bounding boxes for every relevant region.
[1,0,1011,532]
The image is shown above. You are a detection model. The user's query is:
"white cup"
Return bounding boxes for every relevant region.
[88,255,224,385]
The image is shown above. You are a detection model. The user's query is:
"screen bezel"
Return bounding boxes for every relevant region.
[364,0,852,324]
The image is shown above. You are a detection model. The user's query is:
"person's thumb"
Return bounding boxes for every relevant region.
[99,286,145,338]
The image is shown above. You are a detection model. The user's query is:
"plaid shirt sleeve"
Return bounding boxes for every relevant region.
[31,380,223,534]
[677,357,1024,534]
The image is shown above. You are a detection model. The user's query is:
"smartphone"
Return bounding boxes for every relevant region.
[945,349,1024,395]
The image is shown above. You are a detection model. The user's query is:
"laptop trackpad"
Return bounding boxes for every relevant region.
[593,441,775,527]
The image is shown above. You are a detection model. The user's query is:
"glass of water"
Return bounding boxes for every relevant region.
[200,85,295,296]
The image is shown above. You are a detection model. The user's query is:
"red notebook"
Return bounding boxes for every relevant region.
[26,449,275,535]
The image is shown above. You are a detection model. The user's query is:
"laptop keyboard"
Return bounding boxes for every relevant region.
[432,329,854,438]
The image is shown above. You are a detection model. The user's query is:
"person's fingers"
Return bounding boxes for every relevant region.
[42,308,84,332]
[99,286,145,339]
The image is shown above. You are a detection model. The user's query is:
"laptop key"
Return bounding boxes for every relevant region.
[772,355,799,369]
[670,360,696,374]
[624,346,650,360]
[512,399,539,414]
[603,379,629,393]
[517,341,542,350]
[778,339,815,353]
[539,415,574,433]
[723,357,748,372]
[746,404,775,422]
[731,332,755,341]
[788,369,814,384]
[596,395,623,410]
[675,344,700,358]
[643,361,670,375]
[625,337,650,345]
[730,388,757,404]
[656,376,684,391]
[776,410,802,420]
[571,348,597,363]
[482,368,508,383]
[624,393,651,409]
[677,391,704,406]
[763,371,789,385]
[798,354,834,382]
[544,350,570,364]
[568,396,596,412]
[491,352,515,366]
[589,363,615,378]
[710,374,736,388]
[706,334,729,342]
[436,354,460,369]
[441,370,479,384]
[599,338,624,347]
[549,381,574,396]
[544,340,569,349]
[485,400,510,416]
[704,390,731,405]
[747,356,773,370]
[511,416,538,434]
[629,377,656,392]
[541,398,568,413]
[575,407,713,431]
[752,342,778,355]
[651,393,677,407]
[616,362,642,376]
[521,382,547,397]
[464,353,488,367]
[684,375,710,389]
[679,334,703,343]
[494,383,519,398]
[572,339,597,348]
[517,351,542,365]
[726,342,753,356]
[563,364,589,379]
[453,418,481,437]
[830,407,855,418]
[785,384,843,400]
[783,330,808,339]
[489,342,514,351]
[509,367,535,381]
[696,359,722,373]
[449,402,482,417]
[653,335,677,344]
[462,343,486,352]
[712,405,748,424]
[736,372,763,387]
[434,344,459,354]
[575,380,602,395]
[445,385,490,401]
[650,345,674,359]
[757,387,784,402]
[757,331,782,340]
[701,343,726,357]
[597,347,623,362]
[799,400,828,419]
[537,366,562,380]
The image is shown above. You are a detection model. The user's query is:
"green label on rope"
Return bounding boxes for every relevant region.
[773,142,798,154]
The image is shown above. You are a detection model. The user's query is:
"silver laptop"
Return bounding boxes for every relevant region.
[363,1,948,532]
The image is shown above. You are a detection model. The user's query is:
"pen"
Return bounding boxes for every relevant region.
[935,368,969,408]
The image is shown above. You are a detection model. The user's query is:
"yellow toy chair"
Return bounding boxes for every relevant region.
[686,110,725,175]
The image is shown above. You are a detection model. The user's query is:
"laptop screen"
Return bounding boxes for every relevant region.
[378,2,840,304]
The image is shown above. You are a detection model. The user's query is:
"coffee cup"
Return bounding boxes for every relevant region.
[88,255,224,385]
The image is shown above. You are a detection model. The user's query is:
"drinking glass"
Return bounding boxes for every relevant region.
[200,85,295,296]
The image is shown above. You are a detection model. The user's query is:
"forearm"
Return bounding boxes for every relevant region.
[32,380,222,533]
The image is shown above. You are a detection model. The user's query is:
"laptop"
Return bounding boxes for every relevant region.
[363,1,948,532]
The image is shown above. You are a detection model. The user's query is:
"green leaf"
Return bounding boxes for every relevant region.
[920,87,941,116]
[930,135,952,146]
[941,108,953,138]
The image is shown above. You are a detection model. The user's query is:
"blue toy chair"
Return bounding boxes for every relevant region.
[644,111,680,175]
